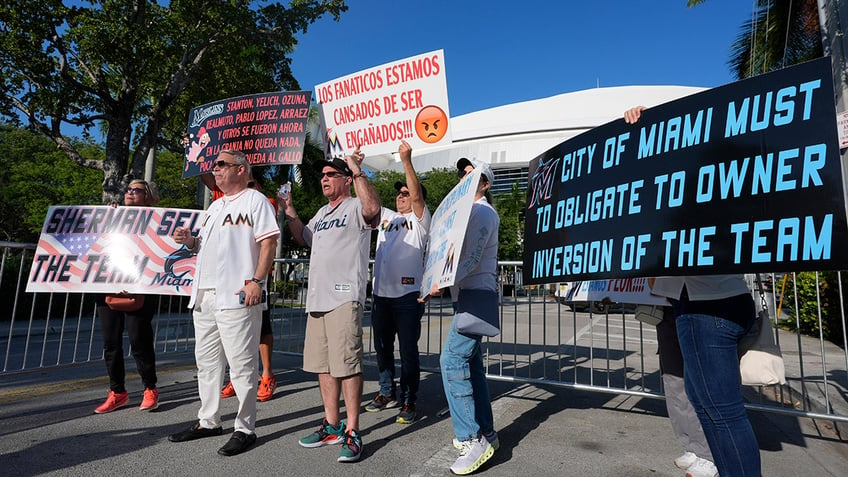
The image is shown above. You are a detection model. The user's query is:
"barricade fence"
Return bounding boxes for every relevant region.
[3,242,847,425]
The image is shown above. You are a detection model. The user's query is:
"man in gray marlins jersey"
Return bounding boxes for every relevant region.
[282,148,380,463]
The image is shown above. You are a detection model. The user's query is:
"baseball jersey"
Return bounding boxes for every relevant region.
[373,206,431,298]
[303,196,375,313]
[189,188,280,310]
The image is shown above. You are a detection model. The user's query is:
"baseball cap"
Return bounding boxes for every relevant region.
[394,181,427,201]
[456,157,494,184]
[312,157,352,176]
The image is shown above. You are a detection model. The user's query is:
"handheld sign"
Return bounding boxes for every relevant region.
[27,206,201,296]
[184,90,312,177]
[420,168,481,297]
[316,50,451,158]
[523,57,848,284]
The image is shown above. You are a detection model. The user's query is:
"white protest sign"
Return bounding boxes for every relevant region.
[562,279,670,306]
[420,168,481,296]
[316,49,451,158]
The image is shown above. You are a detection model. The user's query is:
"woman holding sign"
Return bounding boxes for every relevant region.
[93,180,161,414]
[626,106,760,477]
[422,158,500,475]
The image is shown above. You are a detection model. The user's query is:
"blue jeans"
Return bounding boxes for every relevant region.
[371,292,423,404]
[676,312,760,476]
[440,319,494,442]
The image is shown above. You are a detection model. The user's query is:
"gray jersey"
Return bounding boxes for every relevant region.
[303,196,373,313]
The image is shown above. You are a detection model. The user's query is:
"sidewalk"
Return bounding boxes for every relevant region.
[1,351,847,476]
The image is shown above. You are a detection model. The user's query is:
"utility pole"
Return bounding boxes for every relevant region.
[817,0,848,112]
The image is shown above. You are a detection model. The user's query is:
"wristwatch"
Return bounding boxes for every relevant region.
[250,277,265,286]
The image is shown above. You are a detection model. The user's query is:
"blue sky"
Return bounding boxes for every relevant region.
[289,1,755,116]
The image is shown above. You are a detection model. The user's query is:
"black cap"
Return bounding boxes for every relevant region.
[394,181,427,201]
[313,157,352,176]
[456,157,473,172]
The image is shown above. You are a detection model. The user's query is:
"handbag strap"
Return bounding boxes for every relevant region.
[753,273,770,315]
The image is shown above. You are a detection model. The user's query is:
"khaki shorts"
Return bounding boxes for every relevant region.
[303,301,363,377]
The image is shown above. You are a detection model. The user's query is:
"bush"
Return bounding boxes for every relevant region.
[780,271,845,347]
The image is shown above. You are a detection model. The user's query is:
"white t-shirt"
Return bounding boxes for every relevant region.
[188,188,280,310]
[303,197,376,313]
[373,206,431,298]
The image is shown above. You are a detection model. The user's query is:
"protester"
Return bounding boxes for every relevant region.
[655,306,718,477]
[282,147,380,463]
[366,140,430,424]
[422,158,500,475]
[93,179,161,414]
[169,150,279,457]
[218,173,278,402]
[627,106,759,476]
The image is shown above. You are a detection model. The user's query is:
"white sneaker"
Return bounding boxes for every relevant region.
[450,437,495,475]
[686,457,718,477]
[453,431,500,451]
[674,451,698,469]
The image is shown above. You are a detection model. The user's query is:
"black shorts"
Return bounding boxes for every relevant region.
[261,307,272,336]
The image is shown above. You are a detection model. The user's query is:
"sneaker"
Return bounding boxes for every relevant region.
[139,388,159,411]
[94,390,129,414]
[686,457,718,477]
[257,375,276,402]
[674,451,698,469]
[298,419,346,448]
[221,381,235,399]
[396,402,416,424]
[453,431,499,452]
[450,437,495,475]
[337,429,363,462]
[364,392,397,412]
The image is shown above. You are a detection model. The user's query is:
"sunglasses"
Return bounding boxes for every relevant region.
[397,190,410,197]
[458,168,470,178]
[214,160,240,169]
[125,188,147,195]
[320,171,346,179]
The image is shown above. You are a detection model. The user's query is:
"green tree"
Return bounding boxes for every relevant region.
[687,1,822,79]
[0,124,102,242]
[0,0,347,204]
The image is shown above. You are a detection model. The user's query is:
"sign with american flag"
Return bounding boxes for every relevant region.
[26,206,202,296]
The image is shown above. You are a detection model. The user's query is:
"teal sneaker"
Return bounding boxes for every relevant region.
[298,419,345,448]
[337,429,363,462]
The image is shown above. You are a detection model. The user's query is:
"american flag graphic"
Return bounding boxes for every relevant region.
[26,206,201,296]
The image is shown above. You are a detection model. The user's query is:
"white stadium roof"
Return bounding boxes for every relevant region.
[366,84,707,173]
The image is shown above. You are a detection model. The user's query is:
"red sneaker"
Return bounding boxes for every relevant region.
[221,381,235,398]
[139,388,159,411]
[257,375,276,402]
[94,390,129,414]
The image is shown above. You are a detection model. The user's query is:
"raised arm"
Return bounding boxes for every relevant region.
[398,140,426,219]
[346,147,381,225]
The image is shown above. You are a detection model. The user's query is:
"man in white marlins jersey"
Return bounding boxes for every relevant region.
[365,140,430,425]
[170,149,279,457]
[282,148,380,463]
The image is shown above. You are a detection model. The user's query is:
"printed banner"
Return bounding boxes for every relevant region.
[26,206,201,296]
[316,49,451,158]
[184,90,312,177]
[523,57,848,284]
[420,168,480,296]
[559,279,670,306]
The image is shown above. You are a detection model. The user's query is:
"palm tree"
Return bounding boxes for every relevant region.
[688,0,823,79]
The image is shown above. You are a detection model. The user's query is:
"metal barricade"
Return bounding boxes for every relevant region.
[2,245,847,426]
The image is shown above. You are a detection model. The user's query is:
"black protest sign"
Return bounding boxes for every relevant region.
[183,91,312,177]
[523,57,847,284]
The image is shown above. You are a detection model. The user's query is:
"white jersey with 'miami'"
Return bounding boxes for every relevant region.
[303,196,373,313]
[373,206,431,298]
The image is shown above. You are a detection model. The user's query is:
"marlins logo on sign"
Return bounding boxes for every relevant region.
[528,156,560,208]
